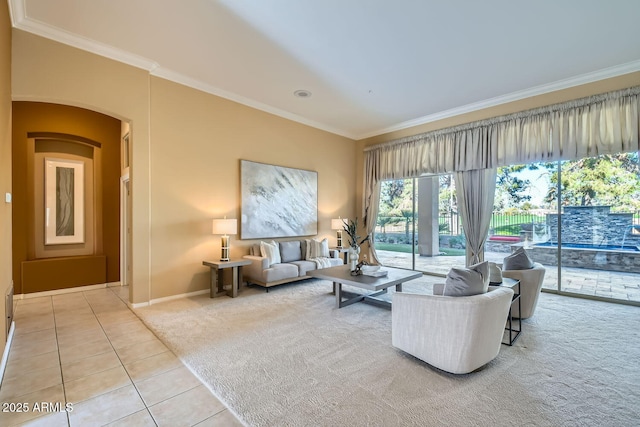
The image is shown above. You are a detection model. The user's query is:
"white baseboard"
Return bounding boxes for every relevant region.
[0,321,16,386]
[106,281,122,287]
[129,301,149,309]
[15,282,109,299]
[137,289,210,307]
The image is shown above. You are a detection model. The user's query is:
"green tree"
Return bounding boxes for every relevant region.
[494,165,533,210]
[543,153,640,212]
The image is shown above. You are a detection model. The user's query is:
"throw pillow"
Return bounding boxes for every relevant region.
[443,261,489,296]
[279,241,302,263]
[306,238,330,259]
[503,247,534,270]
[260,240,281,266]
[489,262,503,284]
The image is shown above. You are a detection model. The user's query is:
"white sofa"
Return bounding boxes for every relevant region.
[243,239,343,291]
[392,286,514,374]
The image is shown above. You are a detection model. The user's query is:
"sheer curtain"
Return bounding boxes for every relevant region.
[455,168,497,265]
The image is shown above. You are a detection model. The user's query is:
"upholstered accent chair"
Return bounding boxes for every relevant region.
[501,262,546,319]
[392,286,514,374]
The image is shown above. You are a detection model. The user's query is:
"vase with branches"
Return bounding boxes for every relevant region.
[342,218,369,270]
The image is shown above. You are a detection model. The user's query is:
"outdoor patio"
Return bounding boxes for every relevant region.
[376,249,640,303]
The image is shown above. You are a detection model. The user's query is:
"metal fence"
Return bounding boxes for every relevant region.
[378,211,640,237]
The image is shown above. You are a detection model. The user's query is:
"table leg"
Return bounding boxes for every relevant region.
[335,283,342,308]
[229,266,239,298]
[332,282,336,295]
[209,267,217,298]
[395,283,403,292]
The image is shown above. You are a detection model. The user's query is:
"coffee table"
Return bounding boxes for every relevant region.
[308,265,422,309]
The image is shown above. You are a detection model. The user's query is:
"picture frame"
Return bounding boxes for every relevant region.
[240,160,318,239]
[44,157,85,245]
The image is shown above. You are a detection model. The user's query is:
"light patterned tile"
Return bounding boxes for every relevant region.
[68,384,145,427]
[101,320,150,339]
[95,311,138,326]
[135,366,201,406]
[0,384,65,426]
[7,337,58,361]
[123,351,181,382]
[104,409,156,427]
[61,351,121,382]
[58,338,113,365]
[108,329,157,350]
[114,338,169,365]
[195,409,245,427]
[0,365,62,400]
[64,365,132,404]
[15,410,69,427]
[11,328,56,347]
[149,385,226,427]
[56,328,108,350]
[4,351,60,380]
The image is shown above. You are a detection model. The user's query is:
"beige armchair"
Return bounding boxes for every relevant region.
[501,262,546,319]
[392,286,514,374]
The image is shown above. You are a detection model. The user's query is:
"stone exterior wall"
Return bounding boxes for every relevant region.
[546,206,640,247]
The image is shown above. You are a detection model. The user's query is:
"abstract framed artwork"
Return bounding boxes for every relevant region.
[44,157,85,245]
[241,160,318,239]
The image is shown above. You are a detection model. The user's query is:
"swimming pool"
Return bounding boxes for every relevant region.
[535,242,640,252]
[526,241,640,273]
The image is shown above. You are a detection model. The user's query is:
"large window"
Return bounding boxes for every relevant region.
[374,175,465,276]
[488,153,640,304]
[375,152,640,304]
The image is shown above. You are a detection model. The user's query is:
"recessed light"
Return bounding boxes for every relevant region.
[294,90,312,98]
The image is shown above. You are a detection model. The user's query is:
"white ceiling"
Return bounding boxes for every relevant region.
[9,0,640,140]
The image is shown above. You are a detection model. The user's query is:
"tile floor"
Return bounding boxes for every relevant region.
[0,286,244,427]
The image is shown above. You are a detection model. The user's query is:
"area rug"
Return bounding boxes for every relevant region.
[136,278,640,427]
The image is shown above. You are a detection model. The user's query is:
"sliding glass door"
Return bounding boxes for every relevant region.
[374,175,465,276]
[490,154,640,304]
[556,154,640,302]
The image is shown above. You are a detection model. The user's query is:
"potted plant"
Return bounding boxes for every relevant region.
[342,218,369,271]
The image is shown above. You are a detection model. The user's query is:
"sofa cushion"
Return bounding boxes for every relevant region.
[280,240,303,263]
[305,238,330,259]
[443,261,489,297]
[503,247,534,270]
[260,240,281,266]
[250,244,261,256]
[291,260,317,276]
[263,263,299,283]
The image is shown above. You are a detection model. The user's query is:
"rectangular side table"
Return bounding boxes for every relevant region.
[496,278,522,345]
[329,247,349,264]
[202,259,251,298]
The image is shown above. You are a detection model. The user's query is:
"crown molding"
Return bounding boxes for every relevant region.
[10,0,640,142]
[9,0,356,139]
[9,0,158,71]
[356,59,640,140]
[152,67,356,139]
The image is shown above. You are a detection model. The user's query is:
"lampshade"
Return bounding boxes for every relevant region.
[331,218,348,230]
[212,218,237,235]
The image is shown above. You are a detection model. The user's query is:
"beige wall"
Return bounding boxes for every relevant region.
[1,0,11,352]
[11,30,357,303]
[12,102,122,294]
[12,30,151,304]
[149,77,355,299]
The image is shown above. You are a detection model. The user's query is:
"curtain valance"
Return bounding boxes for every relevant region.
[362,85,640,230]
[364,85,640,177]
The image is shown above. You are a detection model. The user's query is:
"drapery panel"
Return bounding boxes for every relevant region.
[363,86,640,231]
[455,168,497,266]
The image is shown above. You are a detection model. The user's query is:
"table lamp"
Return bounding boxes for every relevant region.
[212,217,238,261]
[331,217,348,248]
